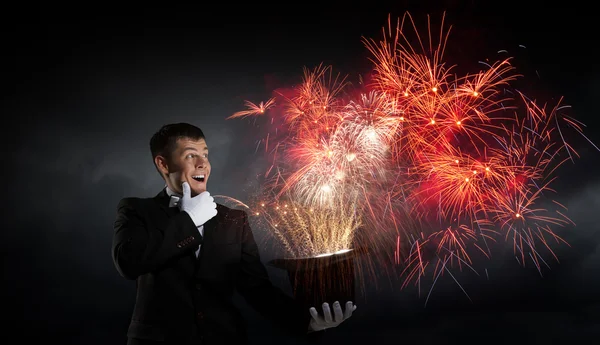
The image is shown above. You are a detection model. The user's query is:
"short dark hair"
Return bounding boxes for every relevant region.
[150,123,205,172]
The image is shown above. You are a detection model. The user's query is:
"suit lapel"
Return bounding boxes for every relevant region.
[154,188,180,218]
[153,188,196,275]
[201,215,218,247]
[196,214,218,267]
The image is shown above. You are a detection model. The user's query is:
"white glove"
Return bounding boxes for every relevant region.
[308,301,356,332]
[178,182,217,227]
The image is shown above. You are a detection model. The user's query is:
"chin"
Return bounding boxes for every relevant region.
[191,182,207,194]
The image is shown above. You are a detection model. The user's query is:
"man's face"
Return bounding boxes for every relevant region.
[157,138,211,197]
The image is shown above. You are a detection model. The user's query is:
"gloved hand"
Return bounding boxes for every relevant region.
[178,181,217,227]
[308,301,356,332]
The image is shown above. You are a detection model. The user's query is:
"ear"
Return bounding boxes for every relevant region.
[154,155,170,175]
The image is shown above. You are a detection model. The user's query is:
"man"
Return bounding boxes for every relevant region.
[112,123,357,344]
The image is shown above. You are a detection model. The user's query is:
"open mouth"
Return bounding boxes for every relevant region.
[192,174,205,183]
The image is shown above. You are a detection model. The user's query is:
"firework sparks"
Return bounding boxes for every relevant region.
[225,11,598,300]
[257,194,361,259]
[227,97,276,119]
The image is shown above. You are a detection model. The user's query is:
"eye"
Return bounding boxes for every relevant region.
[186,154,195,159]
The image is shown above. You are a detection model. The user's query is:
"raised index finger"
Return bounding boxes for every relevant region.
[309,307,320,322]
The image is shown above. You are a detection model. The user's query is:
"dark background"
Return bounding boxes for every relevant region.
[3,1,600,344]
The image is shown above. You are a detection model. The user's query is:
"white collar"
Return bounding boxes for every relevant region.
[165,185,181,198]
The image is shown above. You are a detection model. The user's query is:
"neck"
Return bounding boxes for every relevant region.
[165,185,181,197]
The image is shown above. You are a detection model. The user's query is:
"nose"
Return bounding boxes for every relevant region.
[195,156,206,168]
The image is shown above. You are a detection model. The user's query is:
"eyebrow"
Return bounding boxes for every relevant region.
[182,146,208,152]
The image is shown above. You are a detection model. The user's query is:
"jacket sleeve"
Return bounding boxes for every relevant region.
[234,210,312,337]
[112,197,202,280]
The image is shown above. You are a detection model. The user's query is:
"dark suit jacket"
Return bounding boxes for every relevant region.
[112,188,311,344]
